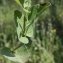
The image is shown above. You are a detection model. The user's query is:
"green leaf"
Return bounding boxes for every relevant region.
[28,4,40,21]
[14,10,24,37]
[14,10,29,44]
[17,14,24,32]
[14,10,22,27]
[0,47,15,57]
[36,2,51,17]
[15,0,24,7]
[14,0,31,19]
[14,2,51,44]
[19,36,29,44]
[15,45,30,62]
[17,23,22,38]
[28,2,51,21]
[24,0,31,8]
[1,45,30,63]
[26,24,33,37]
[15,0,31,8]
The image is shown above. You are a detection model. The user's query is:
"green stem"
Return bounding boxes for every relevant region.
[23,16,26,36]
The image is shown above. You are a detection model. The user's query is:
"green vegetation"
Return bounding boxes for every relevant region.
[0,0,63,63]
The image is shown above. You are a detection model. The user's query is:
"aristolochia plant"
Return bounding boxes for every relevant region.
[0,0,51,63]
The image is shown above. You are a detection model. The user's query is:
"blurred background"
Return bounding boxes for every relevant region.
[0,0,63,63]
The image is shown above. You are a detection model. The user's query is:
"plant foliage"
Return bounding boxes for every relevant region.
[0,0,51,63]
